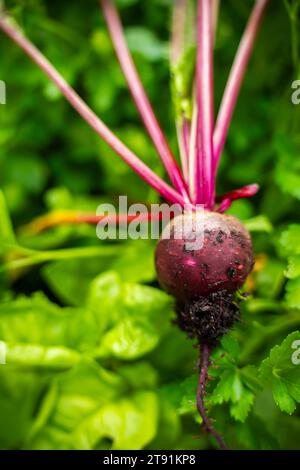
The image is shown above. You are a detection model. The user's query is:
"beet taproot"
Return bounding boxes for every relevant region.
[155,211,254,303]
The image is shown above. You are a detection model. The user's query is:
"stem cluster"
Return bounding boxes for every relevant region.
[0,0,268,210]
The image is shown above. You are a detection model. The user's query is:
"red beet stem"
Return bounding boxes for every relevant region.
[216,184,260,203]
[197,343,228,450]
[188,101,200,203]
[171,0,191,183]
[0,13,185,207]
[101,0,190,203]
[216,184,260,212]
[195,0,215,208]
[213,0,269,171]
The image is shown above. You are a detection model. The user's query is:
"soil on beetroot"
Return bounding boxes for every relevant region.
[176,290,240,345]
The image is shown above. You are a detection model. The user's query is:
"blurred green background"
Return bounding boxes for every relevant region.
[0,0,300,450]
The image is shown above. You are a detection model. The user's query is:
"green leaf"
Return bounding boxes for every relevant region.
[286,256,300,279]
[149,326,197,378]
[27,362,124,449]
[244,215,273,233]
[254,258,285,299]
[161,375,198,417]
[272,379,296,414]
[42,254,116,306]
[125,27,168,61]
[230,389,255,422]
[43,241,156,306]
[0,190,17,251]
[89,272,173,360]
[275,165,300,200]
[150,394,181,449]
[221,335,240,359]
[97,318,159,360]
[275,149,300,200]
[0,293,99,352]
[278,225,300,257]
[259,331,300,414]
[120,282,173,323]
[240,365,263,393]
[211,370,241,404]
[246,298,282,313]
[97,127,159,203]
[117,361,158,390]
[0,341,80,370]
[28,362,157,450]
[3,153,48,195]
[27,383,59,442]
[178,376,198,416]
[87,271,122,332]
[71,391,159,450]
[110,241,156,283]
[0,368,47,449]
[210,368,256,422]
[226,199,254,221]
[285,278,300,309]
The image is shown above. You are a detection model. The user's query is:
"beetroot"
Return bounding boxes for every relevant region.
[155,211,254,346]
[155,211,254,303]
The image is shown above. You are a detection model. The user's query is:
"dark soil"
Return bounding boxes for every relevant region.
[175,290,240,345]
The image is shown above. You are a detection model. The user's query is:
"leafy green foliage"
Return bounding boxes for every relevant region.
[0,190,17,252]
[278,225,300,310]
[274,136,300,200]
[208,337,261,423]
[28,363,159,450]
[259,332,300,414]
[0,0,299,450]
[89,272,173,359]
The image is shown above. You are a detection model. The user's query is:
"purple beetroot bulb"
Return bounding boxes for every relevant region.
[155,211,254,303]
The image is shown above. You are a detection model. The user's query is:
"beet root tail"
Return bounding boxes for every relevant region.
[196,343,228,450]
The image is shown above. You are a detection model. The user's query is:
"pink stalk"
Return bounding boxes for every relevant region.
[171,0,190,183]
[216,183,260,203]
[188,101,200,202]
[213,0,269,172]
[189,0,219,204]
[217,198,232,213]
[101,0,190,202]
[194,0,214,207]
[216,184,260,213]
[0,13,186,206]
